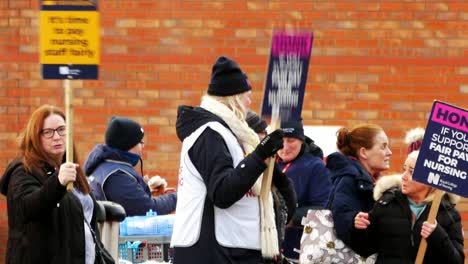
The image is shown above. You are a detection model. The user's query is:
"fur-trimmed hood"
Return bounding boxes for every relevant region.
[373,174,460,205]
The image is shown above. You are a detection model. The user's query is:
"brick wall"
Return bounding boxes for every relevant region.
[0,0,467,262]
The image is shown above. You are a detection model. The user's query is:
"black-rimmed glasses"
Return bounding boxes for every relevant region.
[41,126,67,138]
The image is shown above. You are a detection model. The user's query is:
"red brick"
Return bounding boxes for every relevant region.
[1,1,468,262]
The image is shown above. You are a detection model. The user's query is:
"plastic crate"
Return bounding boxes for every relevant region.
[118,243,129,260]
[118,236,172,263]
[120,214,174,236]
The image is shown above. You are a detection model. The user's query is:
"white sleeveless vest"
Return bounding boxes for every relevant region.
[170,122,260,249]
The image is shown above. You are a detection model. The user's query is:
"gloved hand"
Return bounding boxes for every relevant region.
[254,129,284,160]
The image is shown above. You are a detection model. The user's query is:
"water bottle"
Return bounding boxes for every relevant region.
[148,209,158,216]
[120,218,128,236]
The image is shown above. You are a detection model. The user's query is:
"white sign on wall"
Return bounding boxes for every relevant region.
[304,126,340,157]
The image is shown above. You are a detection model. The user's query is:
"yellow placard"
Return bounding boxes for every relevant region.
[40,10,100,65]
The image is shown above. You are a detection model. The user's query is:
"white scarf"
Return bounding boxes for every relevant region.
[200,95,279,257]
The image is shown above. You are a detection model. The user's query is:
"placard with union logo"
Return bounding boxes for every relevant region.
[40,0,100,79]
[413,101,468,197]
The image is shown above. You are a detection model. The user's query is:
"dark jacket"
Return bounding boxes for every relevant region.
[278,149,331,222]
[277,146,332,260]
[84,144,177,216]
[0,159,99,264]
[350,175,464,264]
[326,152,375,246]
[173,105,268,264]
[303,135,323,160]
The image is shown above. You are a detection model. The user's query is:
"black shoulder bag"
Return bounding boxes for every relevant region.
[84,218,116,264]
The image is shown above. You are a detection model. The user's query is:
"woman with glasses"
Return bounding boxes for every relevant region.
[0,104,103,264]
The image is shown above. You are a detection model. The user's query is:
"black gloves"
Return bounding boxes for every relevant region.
[254,129,284,160]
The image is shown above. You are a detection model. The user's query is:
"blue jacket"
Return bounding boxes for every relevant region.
[84,144,176,216]
[326,152,375,246]
[277,148,332,260]
[278,151,331,219]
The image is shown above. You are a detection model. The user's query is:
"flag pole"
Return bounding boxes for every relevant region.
[65,77,74,192]
[414,189,443,264]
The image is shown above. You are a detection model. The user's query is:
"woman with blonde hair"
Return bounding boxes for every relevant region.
[351,150,464,263]
[171,56,284,264]
[0,104,104,264]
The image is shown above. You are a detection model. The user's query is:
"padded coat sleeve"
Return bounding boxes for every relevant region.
[189,128,266,209]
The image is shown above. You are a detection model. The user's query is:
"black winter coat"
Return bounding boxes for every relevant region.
[0,159,100,264]
[173,105,267,264]
[326,152,375,245]
[350,176,464,264]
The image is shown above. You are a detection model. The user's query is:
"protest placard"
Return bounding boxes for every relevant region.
[39,0,100,189]
[258,29,313,257]
[412,100,467,263]
[40,0,100,79]
[413,101,467,197]
[261,30,313,122]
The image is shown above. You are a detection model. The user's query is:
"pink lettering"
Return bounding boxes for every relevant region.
[271,31,313,58]
[432,102,468,133]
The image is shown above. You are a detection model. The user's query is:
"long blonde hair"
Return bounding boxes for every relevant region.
[207,93,247,121]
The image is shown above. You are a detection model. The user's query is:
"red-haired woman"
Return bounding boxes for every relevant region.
[0,105,102,264]
[326,124,393,247]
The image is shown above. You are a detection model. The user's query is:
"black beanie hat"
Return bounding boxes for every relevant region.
[246,111,268,134]
[105,116,144,151]
[207,56,252,96]
[281,119,305,141]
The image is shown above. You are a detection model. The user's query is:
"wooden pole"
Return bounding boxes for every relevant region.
[259,105,280,257]
[414,189,444,264]
[65,78,74,192]
[260,105,280,198]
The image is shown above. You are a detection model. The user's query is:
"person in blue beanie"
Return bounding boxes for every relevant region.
[277,119,332,263]
[84,116,177,216]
